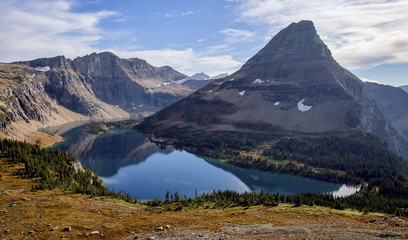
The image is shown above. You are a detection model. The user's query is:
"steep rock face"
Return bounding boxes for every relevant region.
[141,20,408,160]
[0,62,89,144]
[401,85,408,93]
[0,52,193,140]
[70,52,190,114]
[363,82,408,158]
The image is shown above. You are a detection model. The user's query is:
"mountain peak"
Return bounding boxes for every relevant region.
[139,20,408,160]
[190,72,210,80]
[288,20,315,30]
[238,20,332,78]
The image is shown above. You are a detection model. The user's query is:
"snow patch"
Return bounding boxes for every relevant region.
[274,102,280,106]
[208,90,213,93]
[239,90,245,96]
[29,73,36,78]
[163,82,170,86]
[252,79,264,84]
[229,78,235,81]
[217,81,225,85]
[297,99,312,112]
[35,66,50,72]
[138,104,143,107]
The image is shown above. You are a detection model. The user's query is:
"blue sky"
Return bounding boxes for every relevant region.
[0,0,407,87]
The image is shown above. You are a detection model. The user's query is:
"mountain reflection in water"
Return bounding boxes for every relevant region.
[53,128,173,177]
[52,127,359,200]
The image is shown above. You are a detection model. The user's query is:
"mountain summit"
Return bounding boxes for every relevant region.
[140,20,408,160]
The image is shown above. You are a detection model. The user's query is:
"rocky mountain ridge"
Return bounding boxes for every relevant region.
[0,52,193,144]
[401,85,408,93]
[140,20,408,160]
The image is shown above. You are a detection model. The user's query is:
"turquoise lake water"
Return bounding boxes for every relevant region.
[52,127,359,200]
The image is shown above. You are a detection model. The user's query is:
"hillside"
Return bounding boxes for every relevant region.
[0,52,193,145]
[138,20,408,161]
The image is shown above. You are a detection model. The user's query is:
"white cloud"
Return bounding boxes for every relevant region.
[181,11,194,16]
[0,0,117,62]
[206,44,230,54]
[235,0,408,70]
[110,48,242,76]
[165,10,194,18]
[220,28,255,43]
[164,13,177,18]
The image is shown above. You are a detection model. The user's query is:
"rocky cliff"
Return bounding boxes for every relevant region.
[0,52,193,144]
[363,82,408,158]
[140,20,408,160]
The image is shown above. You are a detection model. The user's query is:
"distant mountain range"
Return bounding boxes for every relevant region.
[139,20,408,160]
[175,72,228,90]
[0,52,194,142]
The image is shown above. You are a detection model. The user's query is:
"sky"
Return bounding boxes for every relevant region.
[0,0,407,87]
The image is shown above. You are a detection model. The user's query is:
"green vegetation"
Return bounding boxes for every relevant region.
[144,189,408,216]
[81,119,141,134]
[81,122,112,134]
[133,128,408,216]
[0,139,136,203]
[0,105,9,122]
[263,134,408,197]
[153,130,408,194]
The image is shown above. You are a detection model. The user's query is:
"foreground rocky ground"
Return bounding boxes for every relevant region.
[1,159,407,240]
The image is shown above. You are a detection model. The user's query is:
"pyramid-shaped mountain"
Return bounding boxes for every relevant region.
[140,20,408,160]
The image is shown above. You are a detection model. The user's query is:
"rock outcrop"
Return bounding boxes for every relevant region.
[140,20,408,160]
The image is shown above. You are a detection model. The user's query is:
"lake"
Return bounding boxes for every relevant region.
[51,126,359,200]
